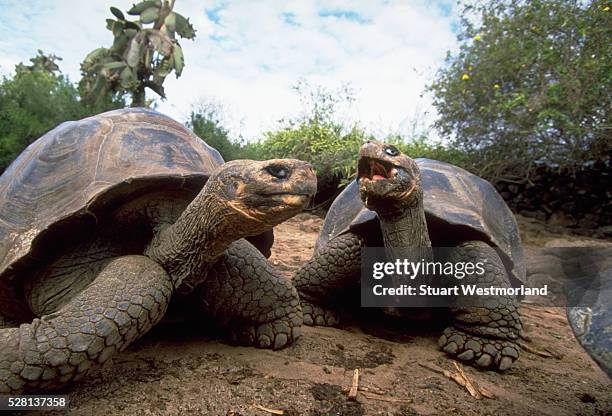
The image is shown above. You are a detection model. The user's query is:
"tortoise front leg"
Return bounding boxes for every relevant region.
[438,241,522,371]
[192,239,302,350]
[293,232,364,327]
[0,255,172,394]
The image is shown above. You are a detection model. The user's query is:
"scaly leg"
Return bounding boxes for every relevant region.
[0,255,172,393]
[192,239,302,350]
[293,232,364,326]
[438,241,522,371]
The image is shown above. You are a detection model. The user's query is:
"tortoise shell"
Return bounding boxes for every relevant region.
[316,158,525,286]
[0,108,240,319]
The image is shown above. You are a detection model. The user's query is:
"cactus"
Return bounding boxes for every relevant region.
[79,0,195,107]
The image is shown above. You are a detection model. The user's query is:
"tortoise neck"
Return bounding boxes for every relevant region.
[145,188,235,290]
[378,197,433,262]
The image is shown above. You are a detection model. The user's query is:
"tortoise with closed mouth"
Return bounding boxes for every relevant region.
[0,108,317,393]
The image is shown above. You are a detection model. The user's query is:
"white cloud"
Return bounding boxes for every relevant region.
[0,0,459,141]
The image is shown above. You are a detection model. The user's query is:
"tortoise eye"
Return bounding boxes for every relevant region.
[266,165,290,179]
[384,145,400,156]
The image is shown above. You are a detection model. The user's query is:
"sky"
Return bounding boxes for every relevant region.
[0,0,460,141]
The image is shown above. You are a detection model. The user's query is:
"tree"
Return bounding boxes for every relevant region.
[0,52,123,173]
[187,102,244,161]
[80,0,196,107]
[429,0,612,183]
[15,49,62,74]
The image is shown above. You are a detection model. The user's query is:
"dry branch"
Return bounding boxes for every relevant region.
[419,362,495,400]
[252,403,284,415]
[452,362,483,399]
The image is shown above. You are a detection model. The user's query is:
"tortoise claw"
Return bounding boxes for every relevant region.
[438,326,520,371]
[227,313,302,350]
[301,301,340,327]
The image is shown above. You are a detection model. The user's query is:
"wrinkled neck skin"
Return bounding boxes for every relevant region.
[145,189,240,291]
[378,194,434,310]
[378,193,432,258]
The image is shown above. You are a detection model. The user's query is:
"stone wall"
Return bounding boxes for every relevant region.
[495,160,611,238]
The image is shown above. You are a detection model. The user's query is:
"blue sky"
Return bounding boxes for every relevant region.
[0,0,460,140]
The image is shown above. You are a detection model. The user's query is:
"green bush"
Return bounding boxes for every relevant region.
[238,82,470,201]
[187,107,241,161]
[248,119,372,189]
[429,0,612,183]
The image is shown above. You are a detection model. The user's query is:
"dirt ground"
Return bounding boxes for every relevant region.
[38,214,611,416]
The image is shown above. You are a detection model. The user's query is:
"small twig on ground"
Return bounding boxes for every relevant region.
[419,362,495,400]
[252,404,284,415]
[452,362,483,399]
[519,341,554,358]
[348,368,360,401]
[359,391,413,404]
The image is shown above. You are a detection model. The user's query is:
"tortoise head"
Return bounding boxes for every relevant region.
[357,141,422,216]
[206,158,317,233]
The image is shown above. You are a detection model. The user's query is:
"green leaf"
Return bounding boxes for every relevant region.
[164,12,176,31]
[106,18,116,31]
[174,12,196,39]
[152,55,174,89]
[127,0,160,15]
[124,28,139,37]
[110,6,125,20]
[82,48,108,66]
[111,20,125,37]
[120,67,137,88]
[140,7,159,24]
[103,61,127,71]
[126,36,143,68]
[112,33,130,52]
[90,75,108,98]
[173,43,184,76]
[146,80,166,98]
[124,21,141,31]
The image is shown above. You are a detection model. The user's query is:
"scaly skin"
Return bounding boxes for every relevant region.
[0,256,171,394]
[439,241,521,371]
[295,236,522,370]
[295,141,522,371]
[294,232,363,326]
[192,239,303,349]
[0,159,317,394]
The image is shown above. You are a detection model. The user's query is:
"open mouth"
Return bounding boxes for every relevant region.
[358,157,398,182]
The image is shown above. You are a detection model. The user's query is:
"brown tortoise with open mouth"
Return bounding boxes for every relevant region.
[294,141,525,371]
[0,108,316,393]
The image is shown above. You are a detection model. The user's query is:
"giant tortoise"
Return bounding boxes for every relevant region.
[294,141,524,371]
[0,108,316,393]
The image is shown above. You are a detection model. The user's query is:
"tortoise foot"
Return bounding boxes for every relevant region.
[438,326,520,371]
[228,313,302,350]
[301,301,340,327]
